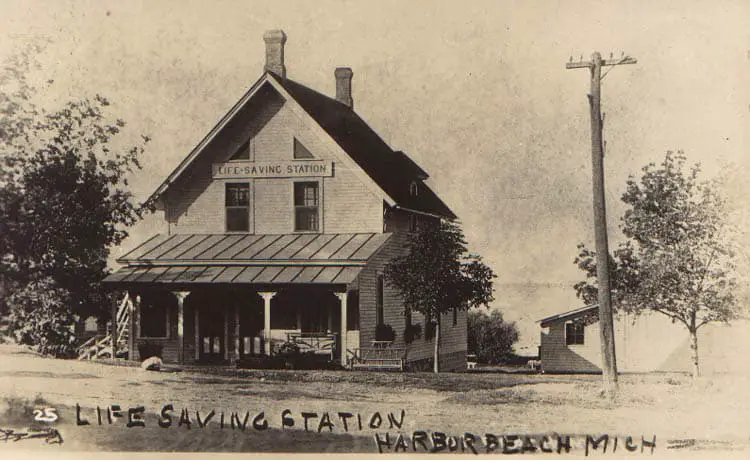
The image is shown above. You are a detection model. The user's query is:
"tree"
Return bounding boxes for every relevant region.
[384,219,496,373]
[467,310,519,364]
[0,44,148,356]
[574,151,738,378]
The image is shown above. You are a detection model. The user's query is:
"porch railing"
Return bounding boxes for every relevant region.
[285,332,336,359]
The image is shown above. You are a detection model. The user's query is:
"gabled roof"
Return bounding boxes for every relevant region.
[147,72,456,220]
[272,74,455,219]
[538,305,599,327]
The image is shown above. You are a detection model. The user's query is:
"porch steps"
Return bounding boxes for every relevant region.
[77,293,131,360]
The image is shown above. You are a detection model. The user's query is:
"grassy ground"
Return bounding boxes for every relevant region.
[1,342,749,454]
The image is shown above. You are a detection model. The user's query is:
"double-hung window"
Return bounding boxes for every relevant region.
[226,183,250,232]
[294,182,319,232]
[565,322,585,345]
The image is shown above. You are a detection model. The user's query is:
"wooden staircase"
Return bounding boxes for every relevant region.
[77,293,131,360]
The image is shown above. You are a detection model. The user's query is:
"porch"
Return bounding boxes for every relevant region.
[119,286,360,368]
[102,232,392,369]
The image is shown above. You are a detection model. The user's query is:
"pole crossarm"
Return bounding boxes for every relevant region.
[566,55,637,70]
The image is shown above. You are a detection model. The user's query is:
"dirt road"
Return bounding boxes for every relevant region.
[1,343,748,453]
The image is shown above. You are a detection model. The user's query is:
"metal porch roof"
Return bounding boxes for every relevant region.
[104,232,391,286]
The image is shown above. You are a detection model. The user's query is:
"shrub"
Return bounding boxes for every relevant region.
[375,323,396,342]
[403,323,422,344]
[7,277,77,358]
[467,310,519,364]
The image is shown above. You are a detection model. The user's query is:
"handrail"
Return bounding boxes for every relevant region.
[77,335,100,353]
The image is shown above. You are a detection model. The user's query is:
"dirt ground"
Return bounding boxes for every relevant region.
[1,342,749,455]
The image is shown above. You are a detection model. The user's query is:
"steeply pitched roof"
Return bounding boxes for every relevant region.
[272,73,456,219]
[147,71,456,220]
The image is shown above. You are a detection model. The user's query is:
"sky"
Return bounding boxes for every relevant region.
[1,0,748,350]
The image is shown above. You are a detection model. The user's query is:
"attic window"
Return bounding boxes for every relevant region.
[230,139,252,161]
[294,138,314,159]
[409,181,419,197]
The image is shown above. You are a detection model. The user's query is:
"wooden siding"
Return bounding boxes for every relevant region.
[164,92,382,235]
[539,321,600,373]
[356,209,467,371]
[540,311,707,373]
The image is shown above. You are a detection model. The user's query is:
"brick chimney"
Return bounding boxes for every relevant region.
[334,67,353,108]
[263,30,287,78]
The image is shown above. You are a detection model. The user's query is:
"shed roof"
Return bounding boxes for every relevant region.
[538,305,599,328]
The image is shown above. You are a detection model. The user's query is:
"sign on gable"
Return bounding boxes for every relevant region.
[212,160,334,179]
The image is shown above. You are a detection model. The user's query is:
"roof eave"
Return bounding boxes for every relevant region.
[538,304,599,326]
[145,72,273,205]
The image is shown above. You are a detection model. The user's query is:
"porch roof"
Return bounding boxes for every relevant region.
[104,232,391,287]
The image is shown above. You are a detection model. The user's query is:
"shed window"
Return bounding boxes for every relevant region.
[226,183,250,232]
[294,182,319,232]
[565,322,585,345]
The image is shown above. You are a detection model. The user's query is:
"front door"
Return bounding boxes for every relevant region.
[199,308,224,363]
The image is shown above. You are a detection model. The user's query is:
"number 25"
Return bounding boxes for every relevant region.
[33,408,58,423]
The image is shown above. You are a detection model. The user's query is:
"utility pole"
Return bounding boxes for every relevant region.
[566,52,636,399]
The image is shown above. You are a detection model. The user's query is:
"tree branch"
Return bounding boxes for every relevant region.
[650,307,689,328]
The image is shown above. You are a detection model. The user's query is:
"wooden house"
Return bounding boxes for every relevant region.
[539,305,750,374]
[100,30,466,371]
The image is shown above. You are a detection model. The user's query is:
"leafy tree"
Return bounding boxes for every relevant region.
[467,309,519,364]
[384,219,496,372]
[7,277,77,357]
[574,151,738,378]
[0,44,148,356]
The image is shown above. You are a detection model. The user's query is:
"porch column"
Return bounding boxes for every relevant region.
[259,292,277,355]
[172,291,190,365]
[194,305,200,361]
[233,305,241,365]
[335,292,348,367]
[223,308,229,361]
[128,293,139,361]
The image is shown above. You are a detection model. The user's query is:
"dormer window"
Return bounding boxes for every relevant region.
[409,181,419,197]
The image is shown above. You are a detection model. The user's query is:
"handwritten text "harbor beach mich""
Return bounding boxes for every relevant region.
[374,432,656,455]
